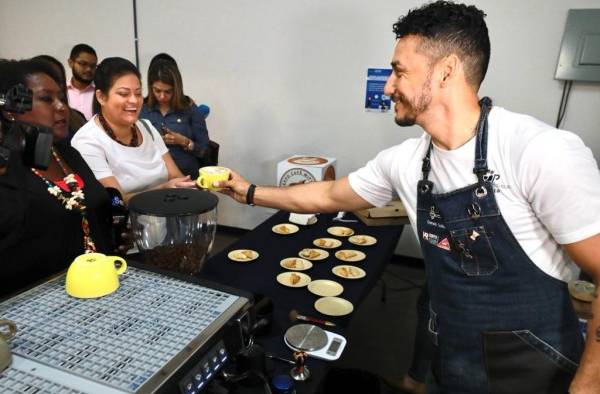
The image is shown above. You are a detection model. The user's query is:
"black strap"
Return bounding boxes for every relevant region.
[421,142,433,181]
[473,97,492,181]
[246,184,257,206]
[420,97,493,182]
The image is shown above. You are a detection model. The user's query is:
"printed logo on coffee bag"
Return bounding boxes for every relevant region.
[279,168,316,186]
[288,156,328,165]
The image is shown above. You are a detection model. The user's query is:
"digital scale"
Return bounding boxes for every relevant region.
[283,324,346,361]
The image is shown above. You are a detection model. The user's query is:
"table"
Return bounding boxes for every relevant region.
[199,210,404,392]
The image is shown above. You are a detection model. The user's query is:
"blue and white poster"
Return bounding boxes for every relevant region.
[365,68,392,113]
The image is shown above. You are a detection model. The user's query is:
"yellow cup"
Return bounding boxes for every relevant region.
[65,253,127,298]
[0,319,16,372]
[197,166,230,190]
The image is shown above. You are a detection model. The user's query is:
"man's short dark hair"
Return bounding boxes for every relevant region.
[393,1,490,88]
[69,44,97,60]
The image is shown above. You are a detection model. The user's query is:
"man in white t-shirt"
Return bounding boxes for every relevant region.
[217,2,600,392]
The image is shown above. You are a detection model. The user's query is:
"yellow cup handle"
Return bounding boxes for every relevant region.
[199,175,206,188]
[0,320,17,341]
[110,256,127,275]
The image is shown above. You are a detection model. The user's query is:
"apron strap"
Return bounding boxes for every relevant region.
[420,97,493,183]
[473,97,493,182]
[421,141,434,181]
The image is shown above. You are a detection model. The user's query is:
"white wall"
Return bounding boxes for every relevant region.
[0,0,135,67]
[2,0,599,257]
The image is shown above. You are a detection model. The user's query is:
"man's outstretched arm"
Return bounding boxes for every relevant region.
[215,170,373,213]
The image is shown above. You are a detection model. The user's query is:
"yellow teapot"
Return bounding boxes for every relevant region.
[65,253,127,298]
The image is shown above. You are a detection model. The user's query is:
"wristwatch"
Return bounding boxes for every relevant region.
[185,140,194,151]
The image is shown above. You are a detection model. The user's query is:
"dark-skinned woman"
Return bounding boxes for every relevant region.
[0,58,113,298]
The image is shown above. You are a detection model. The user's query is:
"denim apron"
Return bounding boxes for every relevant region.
[416,97,583,393]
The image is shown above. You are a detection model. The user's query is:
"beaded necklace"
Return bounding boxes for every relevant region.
[30,148,97,253]
[98,112,139,147]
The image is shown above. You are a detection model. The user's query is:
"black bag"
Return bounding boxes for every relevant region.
[195,140,219,167]
[317,368,401,394]
[205,140,220,166]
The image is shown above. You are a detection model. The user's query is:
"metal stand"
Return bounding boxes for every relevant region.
[290,351,310,381]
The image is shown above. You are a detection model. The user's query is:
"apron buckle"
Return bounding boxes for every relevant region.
[467,202,482,219]
[475,186,488,199]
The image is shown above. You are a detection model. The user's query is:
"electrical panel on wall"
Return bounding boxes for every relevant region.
[555,9,600,82]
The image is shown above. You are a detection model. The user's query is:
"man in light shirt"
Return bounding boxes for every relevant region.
[67,43,97,120]
[216,1,600,392]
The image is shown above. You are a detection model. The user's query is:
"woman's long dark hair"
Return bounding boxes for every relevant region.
[146,59,190,112]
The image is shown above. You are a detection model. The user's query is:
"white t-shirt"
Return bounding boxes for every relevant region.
[71,117,169,194]
[349,106,600,282]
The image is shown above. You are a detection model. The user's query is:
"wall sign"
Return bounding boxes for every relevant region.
[365,68,392,113]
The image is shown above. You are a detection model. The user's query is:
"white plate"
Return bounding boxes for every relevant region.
[312,238,342,249]
[332,265,366,280]
[298,248,329,261]
[272,223,300,235]
[315,297,354,316]
[327,226,355,237]
[279,257,313,271]
[277,271,311,288]
[335,249,366,262]
[308,280,344,297]
[228,249,259,262]
[348,235,377,246]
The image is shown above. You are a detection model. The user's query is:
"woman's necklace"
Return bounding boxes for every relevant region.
[31,148,97,253]
[98,112,139,147]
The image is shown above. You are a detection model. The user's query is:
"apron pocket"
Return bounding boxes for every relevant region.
[450,226,498,276]
[483,330,577,394]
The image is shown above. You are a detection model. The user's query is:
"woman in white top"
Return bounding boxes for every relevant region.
[71,57,196,203]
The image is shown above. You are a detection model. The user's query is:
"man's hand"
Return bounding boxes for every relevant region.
[214,170,251,204]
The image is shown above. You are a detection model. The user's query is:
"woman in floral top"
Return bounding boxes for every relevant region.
[0,58,113,297]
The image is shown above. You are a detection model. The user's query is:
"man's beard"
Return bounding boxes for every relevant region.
[393,73,432,127]
[72,72,93,85]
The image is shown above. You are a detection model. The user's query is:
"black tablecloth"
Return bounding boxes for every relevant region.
[199,210,404,392]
